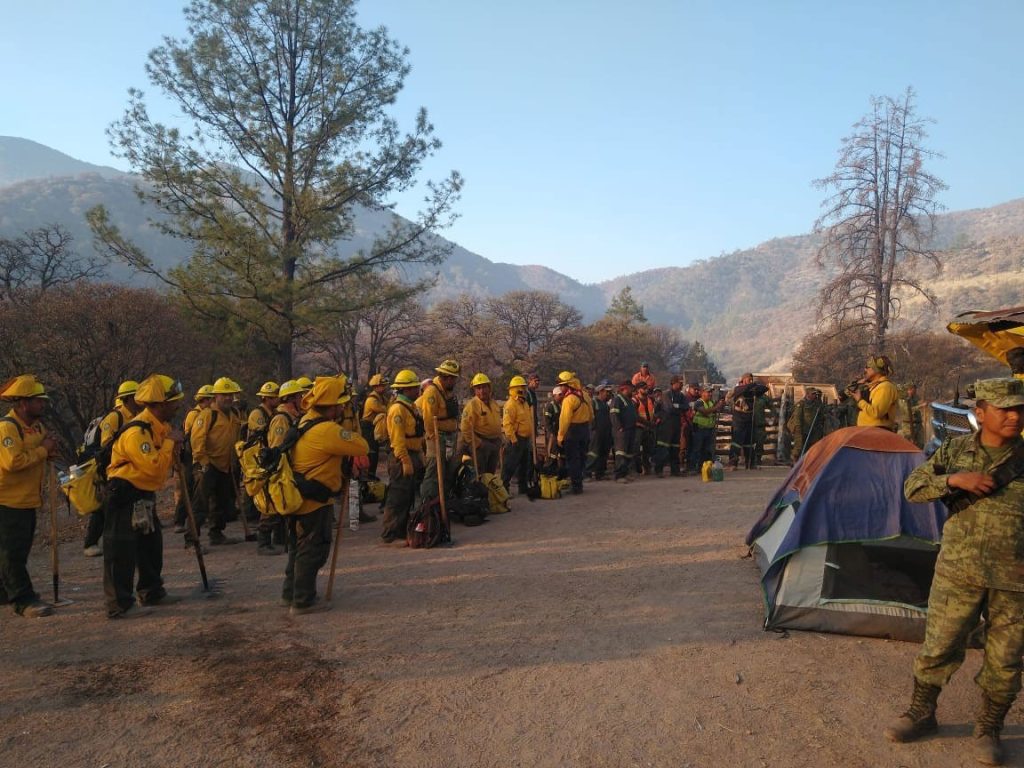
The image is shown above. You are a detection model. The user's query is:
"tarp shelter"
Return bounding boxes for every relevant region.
[746,427,948,641]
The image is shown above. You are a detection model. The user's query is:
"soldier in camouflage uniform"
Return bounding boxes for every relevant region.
[787,388,825,461]
[884,378,1024,766]
[898,382,925,448]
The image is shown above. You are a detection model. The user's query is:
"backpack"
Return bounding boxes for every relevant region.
[79,409,125,462]
[447,461,489,526]
[62,419,154,515]
[479,471,511,514]
[240,417,328,516]
[407,497,446,548]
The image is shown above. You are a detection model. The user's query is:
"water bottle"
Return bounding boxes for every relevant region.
[348,479,361,531]
[711,459,725,482]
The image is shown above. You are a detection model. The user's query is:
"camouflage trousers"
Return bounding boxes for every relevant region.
[914,570,1024,702]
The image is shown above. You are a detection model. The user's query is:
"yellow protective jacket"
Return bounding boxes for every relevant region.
[387,396,425,461]
[291,412,369,515]
[502,395,533,441]
[190,405,241,472]
[247,404,274,443]
[99,404,134,447]
[558,389,594,443]
[417,378,458,439]
[856,377,898,429]
[107,408,175,492]
[267,405,300,449]
[362,391,390,442]
[460,396,503,446]
[0,410,48,509]
[183,406,202,436]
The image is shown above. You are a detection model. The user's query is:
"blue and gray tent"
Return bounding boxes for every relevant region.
[746,427,947,642]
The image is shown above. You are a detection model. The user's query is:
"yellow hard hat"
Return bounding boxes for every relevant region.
[435,359,461,377]
[369,373,388,387]
[295,376,314,392]
[117,380,140,398]
[392,369,420,388]
[509,375,527,389]
[558,371,576,384]
[210,376,241,395]
[0,374,48,400]
[471,373,491,387]
[278,380,305,398]
[194,384,213,401]
[301,375,350,410]
[257,381,280,398]
[135,374,184,404]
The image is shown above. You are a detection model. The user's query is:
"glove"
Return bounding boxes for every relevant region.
[400,456,414,477]
[352,455,370,473]
[192,463,205,477]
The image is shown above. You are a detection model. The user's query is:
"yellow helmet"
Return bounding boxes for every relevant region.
[0,374,48,400]
[435,359,461,377]
[117,380,140,398]
[257,381,280,398]
[557,371,576,384]
[470,373,491,387]
[135,374,184,404]
[194,384,213,401]
[392,369,420,388]
[508,375,527,389]
[210,376,241,395]
[278,379,305,398]
[295,376,314,392]
[368,373,388,387]
[301,375,349,409]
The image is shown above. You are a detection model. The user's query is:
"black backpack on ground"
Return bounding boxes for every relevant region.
[446,461,489,527]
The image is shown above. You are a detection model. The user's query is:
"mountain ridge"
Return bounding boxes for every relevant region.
[2,137,1022,377]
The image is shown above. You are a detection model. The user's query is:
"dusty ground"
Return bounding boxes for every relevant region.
[1,467,1018,768]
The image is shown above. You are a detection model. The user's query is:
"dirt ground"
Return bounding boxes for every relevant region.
[1,467,1018,768]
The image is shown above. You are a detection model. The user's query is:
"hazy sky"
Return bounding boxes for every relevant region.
[3,1,1022,283]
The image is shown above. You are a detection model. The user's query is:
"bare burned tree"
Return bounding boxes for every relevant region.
[485,291,583,369]
[0,223,107,302]
[814,87,946,352]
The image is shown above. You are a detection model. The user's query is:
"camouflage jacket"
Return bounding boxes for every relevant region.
[905,434,1024,591]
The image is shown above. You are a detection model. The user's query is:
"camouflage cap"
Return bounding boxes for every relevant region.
[974,377,1024,408]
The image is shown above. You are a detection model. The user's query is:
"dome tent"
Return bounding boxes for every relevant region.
[746,427,947,642]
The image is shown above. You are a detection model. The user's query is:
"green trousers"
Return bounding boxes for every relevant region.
[282,505,332,608]
[0,505,39,611]
[914,570,1024,702]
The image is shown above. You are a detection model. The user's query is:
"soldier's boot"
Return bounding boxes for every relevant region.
[973,693,1013,766]
[883,679,941,742]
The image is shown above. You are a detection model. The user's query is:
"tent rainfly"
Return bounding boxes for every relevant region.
[746,427,948,642]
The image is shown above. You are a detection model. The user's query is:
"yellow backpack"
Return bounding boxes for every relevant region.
[540,473,561,500]
[237,417,326,516]
[479,472,511,514]
[61,459,102,516]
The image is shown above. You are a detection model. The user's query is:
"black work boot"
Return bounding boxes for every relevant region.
[973,693,1013,766]
[884,679,941,742]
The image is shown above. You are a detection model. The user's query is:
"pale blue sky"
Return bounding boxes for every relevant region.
[2,1,1022,283]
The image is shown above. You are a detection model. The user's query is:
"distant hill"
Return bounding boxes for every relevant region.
[1,136,1022,377]
[0,136,123,186]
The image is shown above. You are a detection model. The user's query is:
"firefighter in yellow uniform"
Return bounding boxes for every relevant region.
[191,377,243,545]
[557,371,594,494]
[103,375,185,619]
[380,370,425,543]
[417,359,461,502]
[173,384,212,533]
[0,375,59,618]
[283,376,369,614]
[243,381,280,554]
[502,376,534,495]
[460,373,503,475]
[267,381,304,449]
[361,374,390,479]
[853,355,899,430]
[84,380,142,557]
